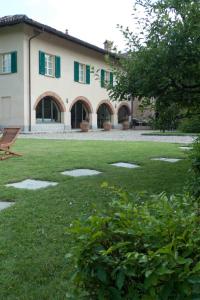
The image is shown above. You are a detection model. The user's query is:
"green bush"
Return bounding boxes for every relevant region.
[149,102,180,132]
[66,187,200,299]
[188,136,200,198]
[178,116,200,133]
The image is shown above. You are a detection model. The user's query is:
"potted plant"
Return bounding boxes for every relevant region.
[103,119,112,131]
[122,117,130,130]
[80,118,89,132]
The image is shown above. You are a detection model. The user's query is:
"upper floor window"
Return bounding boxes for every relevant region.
[79,63,86,83]
[74,61,90,84]
[104,70,110,84]
[101,69,113,88]
[0,52,17,74]
[39,51,61,78]
[45,54,54,77]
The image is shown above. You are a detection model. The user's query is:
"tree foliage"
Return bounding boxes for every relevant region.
[109,0,200,110]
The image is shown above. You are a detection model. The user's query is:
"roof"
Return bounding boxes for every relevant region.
[0,15,114,56]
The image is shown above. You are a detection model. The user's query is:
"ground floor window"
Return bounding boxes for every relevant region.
[71,100,89,129]
[36,97,61,123]
[97,104,111,128]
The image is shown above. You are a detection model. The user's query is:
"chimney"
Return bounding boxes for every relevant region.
[103,40,113,51]
[65,29,69,35]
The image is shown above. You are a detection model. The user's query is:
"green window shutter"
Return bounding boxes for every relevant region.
[86,65,90,84]
[74,61,79,82]
[11,51,17,73]
[110,72,113,86]
[101,69,105,88]
[39,51,45,75]
[55,56,61,78]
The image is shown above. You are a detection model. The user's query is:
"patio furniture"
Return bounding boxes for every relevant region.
[0,128,21,160]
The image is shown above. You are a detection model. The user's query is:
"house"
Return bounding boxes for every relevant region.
[0,15,132,132]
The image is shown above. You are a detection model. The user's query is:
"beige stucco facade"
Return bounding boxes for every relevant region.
[0,25,25,128]
[1,21,150,132]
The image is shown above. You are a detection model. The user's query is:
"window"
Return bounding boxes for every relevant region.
[39,51,61,78]
[45,54,54,76]
[74,61,90,84]
[101,69,113,88]
[0,52,17,74]
[79,63,86,83]
[104,71,110,84]
[36,97,61,123]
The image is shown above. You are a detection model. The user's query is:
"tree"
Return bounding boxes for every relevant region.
[108,0,200,112]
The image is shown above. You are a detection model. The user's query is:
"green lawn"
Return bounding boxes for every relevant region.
[142,131,197,136]
[0,139,190,299]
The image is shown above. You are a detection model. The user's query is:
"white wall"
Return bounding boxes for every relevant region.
[0,25,25,128]
[0,24,131,131]
[24,27,121,130]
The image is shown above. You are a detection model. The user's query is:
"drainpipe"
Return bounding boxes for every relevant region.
[28,29,43,132]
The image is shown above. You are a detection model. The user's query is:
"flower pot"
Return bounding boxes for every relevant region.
[122,120,130,130]
[103,121,112,131]
[80,121,89,132]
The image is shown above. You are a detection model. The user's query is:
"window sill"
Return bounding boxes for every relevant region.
[40,73,59,78]
[75,81,88,85]
[0,72,12,75]
[44,74,55,78]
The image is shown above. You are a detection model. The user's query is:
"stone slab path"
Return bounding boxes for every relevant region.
[6,179,58,190]
[0,202,14,211]
[20,130,196,144]
[61,169,101,177]
[111,162,140,169]
[151,158,182,163]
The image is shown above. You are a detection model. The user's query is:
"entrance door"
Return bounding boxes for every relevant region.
[71,101,88,129]
[97,104,111,128]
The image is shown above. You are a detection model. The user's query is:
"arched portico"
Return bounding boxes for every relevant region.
[34,92,66,124]
[117,102,131,123]
[96,100,115,128]
[69,96,93,129]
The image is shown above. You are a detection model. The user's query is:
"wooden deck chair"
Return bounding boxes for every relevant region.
[0,128,22,160]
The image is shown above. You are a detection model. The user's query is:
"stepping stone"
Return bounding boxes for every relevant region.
[6,179,58,190]
[0,202,14,211]
[151,158,182,163]
[111,162,140,169]
[61,169,101,177]
[179,146,192,150]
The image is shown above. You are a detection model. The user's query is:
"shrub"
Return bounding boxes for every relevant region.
[178,116,200,133]
[188,136,200,198]
[66,187,200,299]
[149,102,180,132]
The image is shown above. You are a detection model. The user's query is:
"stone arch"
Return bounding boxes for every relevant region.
[96,100,115,115]
[117,101,131,115]
[69,96,93,129]
[117,102,131,124]
[34,91,66,112]
[69,96,93,113]
[96,100,115,129]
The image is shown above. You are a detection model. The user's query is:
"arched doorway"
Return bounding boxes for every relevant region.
[97,103,113,128]
[71,100,90,129]
[36,96,61,123]
[118,105,130,123]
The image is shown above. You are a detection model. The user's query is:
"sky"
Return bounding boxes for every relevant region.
[0,0,136,51]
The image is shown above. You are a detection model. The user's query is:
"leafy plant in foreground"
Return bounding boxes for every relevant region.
[188,136,200,199]
[66,187,200,299]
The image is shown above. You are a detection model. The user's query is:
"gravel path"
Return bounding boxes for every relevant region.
[20,130,196,144]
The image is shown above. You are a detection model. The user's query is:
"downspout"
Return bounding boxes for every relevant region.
[28,29,43,132]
